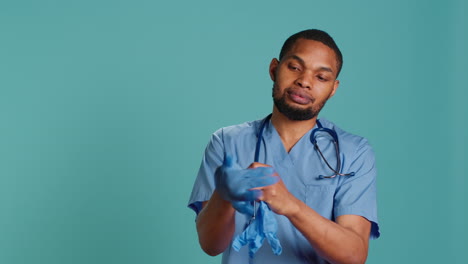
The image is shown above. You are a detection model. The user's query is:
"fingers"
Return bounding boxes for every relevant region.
[247,175,280,188]
[219,154,280,203]
[265,233,282,255]
[261,203,282,255]
[248,162,270,169]
[243,166,275,178]
[243,189,263,201]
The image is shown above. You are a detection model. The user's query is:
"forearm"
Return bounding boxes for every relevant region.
[286,199,369,264]
[196,190,236,256]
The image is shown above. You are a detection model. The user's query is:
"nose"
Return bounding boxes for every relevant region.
[295,72,312,89]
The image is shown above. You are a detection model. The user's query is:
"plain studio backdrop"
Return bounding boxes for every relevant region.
[0,1,466,263]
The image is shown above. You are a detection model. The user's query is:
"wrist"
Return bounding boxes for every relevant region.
[283,196,303,219]
[211,190,236,212]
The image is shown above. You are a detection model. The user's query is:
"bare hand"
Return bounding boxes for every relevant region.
[248,163,300,217]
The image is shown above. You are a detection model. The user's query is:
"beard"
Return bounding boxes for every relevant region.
[272,83,326,121]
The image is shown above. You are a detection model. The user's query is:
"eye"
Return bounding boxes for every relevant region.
[317,75,328,82]
[288,64,301,71]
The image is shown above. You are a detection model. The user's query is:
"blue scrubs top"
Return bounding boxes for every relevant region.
[188,117,380,264]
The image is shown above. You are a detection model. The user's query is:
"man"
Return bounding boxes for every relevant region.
[188,29,379,264]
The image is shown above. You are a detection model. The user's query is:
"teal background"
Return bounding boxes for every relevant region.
[1,0,466,263]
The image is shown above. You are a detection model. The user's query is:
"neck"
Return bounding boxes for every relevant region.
[271,107,317,152]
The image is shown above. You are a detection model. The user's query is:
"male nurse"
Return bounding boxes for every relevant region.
[188,29,379,264]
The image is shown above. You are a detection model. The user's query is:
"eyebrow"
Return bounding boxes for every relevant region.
[286,55,334,74]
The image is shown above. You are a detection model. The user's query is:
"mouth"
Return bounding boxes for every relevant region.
[287,89,312,105]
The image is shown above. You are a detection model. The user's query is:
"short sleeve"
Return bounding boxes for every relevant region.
[187,129,224,216]
[333,139,380,239]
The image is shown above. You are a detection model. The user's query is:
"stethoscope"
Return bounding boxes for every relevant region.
[254,114,355,179]
[249,114,355,222]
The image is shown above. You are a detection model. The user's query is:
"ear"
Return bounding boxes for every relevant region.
[269,58,279,81]
[329,79,340,99]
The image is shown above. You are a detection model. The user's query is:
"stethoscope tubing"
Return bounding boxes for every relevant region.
[254,114,355,179]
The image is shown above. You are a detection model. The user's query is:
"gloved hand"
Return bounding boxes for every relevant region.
[231,201,255,216]
[232,201,282,258]
[214,155,278,202]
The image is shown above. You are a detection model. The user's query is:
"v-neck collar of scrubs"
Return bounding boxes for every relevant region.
[262,118,319,165]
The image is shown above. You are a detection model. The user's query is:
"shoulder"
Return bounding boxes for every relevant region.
[318,118,372,153]
[207,118,264,168]
[212,118,263,141]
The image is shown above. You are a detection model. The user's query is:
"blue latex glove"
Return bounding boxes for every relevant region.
[232,202,282,259]
[261,202,282,255]
[231,201,255,216]
[214,156,278,202]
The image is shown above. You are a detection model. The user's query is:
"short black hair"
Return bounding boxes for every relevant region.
[279,29,343,77]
